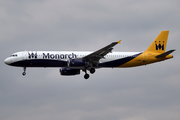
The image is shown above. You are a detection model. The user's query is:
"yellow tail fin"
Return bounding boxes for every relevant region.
[145,31,169,53]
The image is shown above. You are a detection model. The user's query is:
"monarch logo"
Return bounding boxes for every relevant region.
[28,52,77,59]
[155,41,164,50]
[28,52,37,59]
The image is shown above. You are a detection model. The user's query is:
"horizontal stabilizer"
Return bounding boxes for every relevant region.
[155,49,175,58]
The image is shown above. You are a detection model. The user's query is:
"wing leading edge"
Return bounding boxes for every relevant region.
[83,40,121,65]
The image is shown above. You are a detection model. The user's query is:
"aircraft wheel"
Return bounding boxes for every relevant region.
[90,68,95,74]
[22,72,26,76]
[84,74,90,79]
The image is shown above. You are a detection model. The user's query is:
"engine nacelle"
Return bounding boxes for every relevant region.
[60,67,80,76]
[68,59,86,67]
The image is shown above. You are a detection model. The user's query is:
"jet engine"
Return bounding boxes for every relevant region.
[67,59,86,67]
[60,67,80,76]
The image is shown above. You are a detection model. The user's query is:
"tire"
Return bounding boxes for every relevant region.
[90,68,95,74]
[84,74,89,79]
[22,72,26,76]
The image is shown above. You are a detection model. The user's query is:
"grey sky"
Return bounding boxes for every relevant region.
[0,0,180,120]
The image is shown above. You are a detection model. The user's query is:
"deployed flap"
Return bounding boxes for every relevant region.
[83,40,121,65]
[155,49,175,58]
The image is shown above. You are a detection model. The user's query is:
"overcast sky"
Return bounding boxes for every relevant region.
[0,0,180,120]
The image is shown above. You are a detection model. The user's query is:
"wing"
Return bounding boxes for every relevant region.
[83,40,121,65]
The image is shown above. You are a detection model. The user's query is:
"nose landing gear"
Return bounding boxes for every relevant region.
[22,67,26,76]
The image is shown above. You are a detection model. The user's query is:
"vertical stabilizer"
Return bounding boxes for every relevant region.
[145,31,169,53]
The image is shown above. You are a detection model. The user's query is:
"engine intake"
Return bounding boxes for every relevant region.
[60,67,80,76]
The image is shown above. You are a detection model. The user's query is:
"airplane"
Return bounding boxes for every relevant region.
[4,31,175,79]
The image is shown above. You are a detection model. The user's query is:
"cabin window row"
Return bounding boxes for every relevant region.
[34,54,137,58]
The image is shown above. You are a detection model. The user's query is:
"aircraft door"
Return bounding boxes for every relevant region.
[143,53,148,62]
[22,51,27,60]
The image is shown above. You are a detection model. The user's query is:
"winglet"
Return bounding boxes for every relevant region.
[117,40,121,44]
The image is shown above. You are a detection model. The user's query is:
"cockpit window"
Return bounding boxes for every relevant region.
[10,54,17,57]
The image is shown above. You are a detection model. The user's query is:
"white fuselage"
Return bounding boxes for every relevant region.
[4,51,141,68]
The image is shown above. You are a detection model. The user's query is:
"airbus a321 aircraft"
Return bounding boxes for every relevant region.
[4,31,175,79]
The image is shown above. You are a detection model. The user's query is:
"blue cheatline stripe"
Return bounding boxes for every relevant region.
[98,53,142,67]
[10,59,67,67]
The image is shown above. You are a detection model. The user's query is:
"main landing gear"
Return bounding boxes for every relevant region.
[83,68,95,79]
[22,67,26,76]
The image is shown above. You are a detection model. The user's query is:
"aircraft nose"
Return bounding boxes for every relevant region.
[4,57,11,65]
